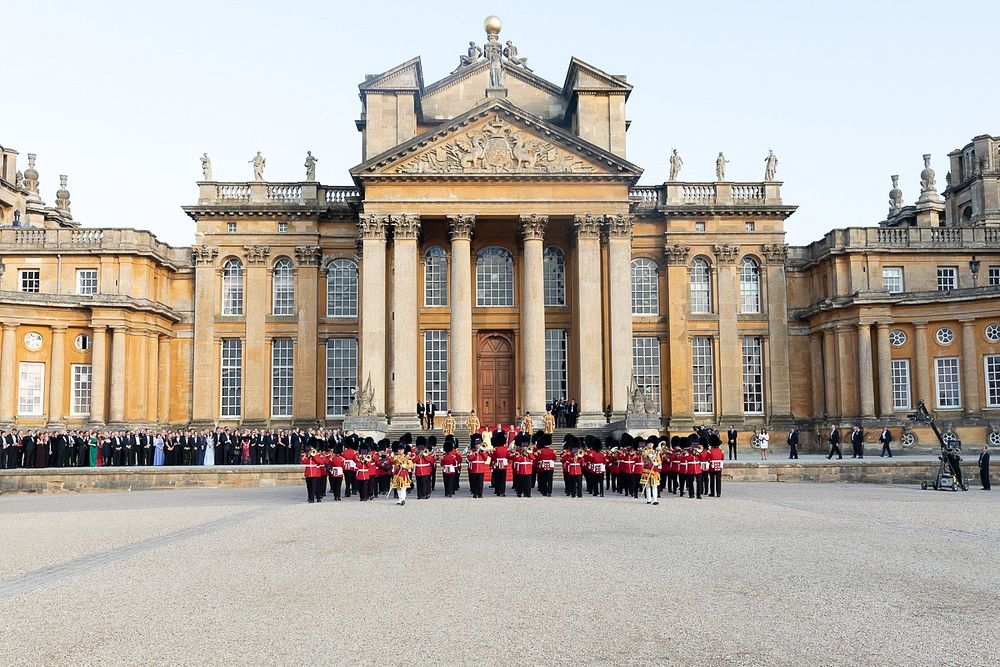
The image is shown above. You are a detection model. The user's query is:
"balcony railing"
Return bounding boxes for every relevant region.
[0,227,190,265]
[628,182,784,208]
[796,225,1000,259]
[194,182,360,208]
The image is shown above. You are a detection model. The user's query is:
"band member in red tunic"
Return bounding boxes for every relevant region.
[588,438,607,497]
[440,437,462,497]
[467,434,490,498]
[666,438,681,494]
[342,439,358,498]
[512,436,534,498]
[490,432,510,497]
[327,445,346,501]
[708,434,725,497]
[354,447,373,502]
[389,443,414,506]
[301,447,325,503]
[534,434,557,497]
[413,436,435,500]
[565,438,584,498]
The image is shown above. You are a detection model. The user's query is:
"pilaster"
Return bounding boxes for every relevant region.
[448,214,475,420]
[390,214,421,427]
[607,214,634,417]
[0,322,17,425]
[876,323,894,418]
[572,213,605,425]
[243,244,270,422]
[714,244,741,421]
[191,245,218,424]
[294,245,322,424]
[90,326,108,426]
[48,325,67,428]
[521,214,547,417]
[359,214,389,417]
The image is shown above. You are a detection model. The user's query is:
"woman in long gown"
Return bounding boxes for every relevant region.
[88,433,99,467]
[204,431,215,466]
[153,433,165,466]
[241,432,251,465]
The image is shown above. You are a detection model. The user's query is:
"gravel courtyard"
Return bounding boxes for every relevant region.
[1,482,997,666]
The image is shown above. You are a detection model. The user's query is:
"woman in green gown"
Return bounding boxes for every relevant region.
[88,433,99,467]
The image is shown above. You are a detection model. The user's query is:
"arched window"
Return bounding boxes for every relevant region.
[690,257,712,314]
[326,259,358,317]
[543,246,566,307]
[424,246,448,306]
[739,256,761,314]
[476,247,514,307]
[221,258,244,316]
[272,257,295,316]
[962,206,973,224]
[631,258,658,315]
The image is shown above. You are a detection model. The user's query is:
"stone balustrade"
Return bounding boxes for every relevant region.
[266,184,302,203]
[0,226,191,266]
[628,181,784,209]
[193,182,360,209]
[797,226,1000,259]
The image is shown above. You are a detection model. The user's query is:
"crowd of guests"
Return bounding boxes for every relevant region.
[0,428,348,469]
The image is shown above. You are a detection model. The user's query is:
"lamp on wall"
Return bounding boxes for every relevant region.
[970,256,981,287]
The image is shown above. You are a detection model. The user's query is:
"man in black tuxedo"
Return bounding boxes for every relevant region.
[826,425,843,459]
[787,427,799,459]
[879,427,893,458]
[727,426,738,460]
[2,431,19,469]
[417,401,426,430]
[851,426,864,459]
[979,446,991,490]
[426,399,437,430]
[290,429,303,465]
[22,431,35,469]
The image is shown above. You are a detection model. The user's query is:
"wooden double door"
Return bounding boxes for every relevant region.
[477,332,515,426]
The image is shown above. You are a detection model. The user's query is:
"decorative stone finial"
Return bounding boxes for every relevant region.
[888,175,903,216]
[918,153,939,202]
[484,15,502,35]
[55,175,71,216]
[23,153,41,202]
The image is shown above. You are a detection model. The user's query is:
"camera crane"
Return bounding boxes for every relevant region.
[908,400,969,491]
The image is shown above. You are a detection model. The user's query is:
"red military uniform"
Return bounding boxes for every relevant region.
[342,447,358,498]
[301,452,325,503]
[512,451,534,497]
[467,448,490,498]
[708,444,725,498]
[327,452,346,501]
[565,452,583,498]
[534,445,557,497]
[491,444,510,496]
[440,449,462,497]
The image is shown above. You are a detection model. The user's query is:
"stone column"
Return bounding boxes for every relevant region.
[913,323,931,406]
[573,214,605,425]
[294,245,322,425]
[835,325,854,418]
[191,245,218,425]
[48,325,67,427]
[665,243,693,428]
[390,214,421,427]
[821,328,839,419]
[763,244,792,420]
[359,214,389,418]
[876,323,894,418]
[109,325,127,426]
[520,214,547,416]
[243,244,270,424]
[961,320,980,415]
[857,323,875,419]
[133,331,147,423]
[0,323,17,425]
[157,335,171,425]
[90,326,108,426]
[146,331,159,424]
[448,215,475,421]
[607,214,634,416]
[809,333,825,419]
[714,244,741,420]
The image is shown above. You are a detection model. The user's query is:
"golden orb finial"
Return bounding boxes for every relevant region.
[484,15,502,35]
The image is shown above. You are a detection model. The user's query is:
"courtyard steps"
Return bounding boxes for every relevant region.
[381,425,614,445]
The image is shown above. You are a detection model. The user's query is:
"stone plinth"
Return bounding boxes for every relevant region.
[342,415,388,440]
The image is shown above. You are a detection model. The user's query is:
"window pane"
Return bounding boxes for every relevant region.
[690,258,712,314]
[631,258,658,315]
[423,330,448,411]
[424,247,448,306]
[220,338,242,418]
[692,336,714,413]
[476,247,514,307]
[271,338,294,417]
[272,258,295,316]
[937,267,957,291]
[18,362,45,416]
[882,267,903,293]
[327,259,359,317]
[632,337,660,408]
[742,336,763,414]
[986,355,1000,408]
[544,329,568,403]
[71,364,93,416]
[891,359,911,410]
[543,246,566,307]
[325,338,358,418]
[20,270,40,293]
[77,269,98,296]
[934,357,961,409]
[739,257,760,313]
[222,259,244,316]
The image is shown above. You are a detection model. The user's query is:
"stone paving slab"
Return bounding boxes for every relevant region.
[0,482,997,666]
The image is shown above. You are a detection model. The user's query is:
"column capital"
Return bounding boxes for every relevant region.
[242,244,271,264]
[573,213,601,240]
[664,242,692,265]
[192,244,219,265]
[2,322,20,332]
[392,213,421,240]
[447,214,476,241]
[50,324,68,333]
[606,213,634,240]
[761,242,789,265]
[294,244,323,266]
[358,213,390,240]
[712,243,741,264]
[520,214,548,241]
[876,321,892,331]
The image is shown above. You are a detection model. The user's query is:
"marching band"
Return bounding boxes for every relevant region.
[299,428,727,505]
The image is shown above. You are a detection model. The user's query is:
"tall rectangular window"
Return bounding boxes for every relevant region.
[934,357,961,409]
[17,361,44,416]
[76,269,98,295]
[988,266,1000,286]
[70,364,92,416]
[891,359,911,411]
[882,267,903,293]
[271,338,293,418]
[20,269,40,293]
[544,329,568,403]
[423,330,448,411]
[692,336,715,414]
[220,338,243,418]
[937,266,958,291]
[325,338,358,418]
[986,355,1000,408]
[741,336,764,414]
[632,337,661,408]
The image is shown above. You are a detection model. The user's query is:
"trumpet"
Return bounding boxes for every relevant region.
[575,449,586,461]
[363,453,373,463]
[421,447,431,458]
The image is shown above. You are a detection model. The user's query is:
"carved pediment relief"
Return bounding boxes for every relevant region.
[393,114,595,175]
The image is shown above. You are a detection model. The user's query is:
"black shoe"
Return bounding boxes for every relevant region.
[308,499,314,503]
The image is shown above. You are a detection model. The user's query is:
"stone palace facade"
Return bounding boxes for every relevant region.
[1,18,999,447]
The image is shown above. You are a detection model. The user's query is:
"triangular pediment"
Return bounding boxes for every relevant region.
[562,57,632,98]
[351,99,641,181]
[359,57,423,92]
[421,61,566,122]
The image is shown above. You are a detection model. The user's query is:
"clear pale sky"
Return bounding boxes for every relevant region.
[4,0,997,247]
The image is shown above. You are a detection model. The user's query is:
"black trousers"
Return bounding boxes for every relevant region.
[344,471,356,497]
[827,443,842,459]
[667,471,677,494]
[631,474,642,498]
[680,474,695,498]
[537,470,554,496]
[709,471,722,497]
[306,477,321,502]
[982,469,991,490]
[567,475,583,497]
[469,472,485,498]
[728,443,737,460]
[491,469,507,495]
[880,442,893,457]
[356,478,370,501]
[416,475,432,499]
[698,472,708,497]
[328,476,343,500]
[443,473,459,496]
[788,444,799,459]
[514,474,532,497]
[590,475,604,496]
